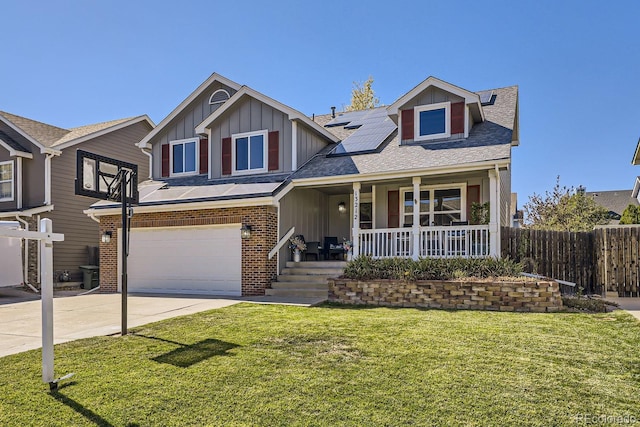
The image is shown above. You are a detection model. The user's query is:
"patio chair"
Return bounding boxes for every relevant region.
[323,236,344,260]
[305,241,321,261]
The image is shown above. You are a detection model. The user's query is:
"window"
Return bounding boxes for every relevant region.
[360,202,373,229]
[0,161,13,202]
[414,102,450,141]
[170,138,198,176]
[232,130,267,175]
[401,185,464,226]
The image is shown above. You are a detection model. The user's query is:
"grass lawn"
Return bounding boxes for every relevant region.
[1,303,639,426]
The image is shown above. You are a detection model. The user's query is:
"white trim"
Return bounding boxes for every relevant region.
[387,76,484,122]
[464,105,470,138]
[0,114,48,152]
[209,89,231,105]
[52,116,155,150]
[0,138,33,158]
[84,196,275,217]
[399,182,467,227]
[137,73,242,148]
[44,153,54,205]
[231,129,268,176]
[194,86,340,143]
[16,158,22,209]
[169,137,200,177]
[0,204,55,218]
[291,159,511,187]
[633,138,640,165]
[291,121,298,170]
[0,160,14,202]
[414,101,451,142]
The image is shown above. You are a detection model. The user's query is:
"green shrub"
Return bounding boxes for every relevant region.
[343,256,522,281]
[562,296,619,313]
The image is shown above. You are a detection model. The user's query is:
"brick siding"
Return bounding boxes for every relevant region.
[99,206,278,296]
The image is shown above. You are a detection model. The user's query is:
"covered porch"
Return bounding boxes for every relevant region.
[277,167,506,269]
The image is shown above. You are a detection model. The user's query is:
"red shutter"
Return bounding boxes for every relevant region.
[467,185,480,223]
[451,102,465,135]
[388,190,400,228]
[161,144,169,177]
[221,137,232,175]
[401,109,414,141]
[268,131,279,171]
[199,138,208,175]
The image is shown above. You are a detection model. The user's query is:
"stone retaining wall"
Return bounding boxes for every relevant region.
[328,279,562,312]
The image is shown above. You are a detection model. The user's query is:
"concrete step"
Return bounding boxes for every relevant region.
[281,267,344,276]
[270,281,329,290]
[285,261,347,269]
[277,274,334,283]
[265,288,328,298]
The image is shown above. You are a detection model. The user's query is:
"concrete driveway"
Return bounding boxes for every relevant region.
[0,290,242,357]
[0,287,324,358]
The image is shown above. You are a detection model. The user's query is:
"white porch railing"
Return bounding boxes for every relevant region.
[357,225,490,259]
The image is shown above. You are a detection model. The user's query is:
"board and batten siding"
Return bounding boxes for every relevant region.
[46,120,152,279]
[402,86,465,110]
[296,122,329,167]
[151,83,237,178]
[209,96,292,179]
[278,188,328,272]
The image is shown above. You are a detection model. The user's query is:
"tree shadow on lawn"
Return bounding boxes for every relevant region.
[133,334,240,368]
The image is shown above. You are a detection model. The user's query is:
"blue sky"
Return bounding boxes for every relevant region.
[2,1,639,204]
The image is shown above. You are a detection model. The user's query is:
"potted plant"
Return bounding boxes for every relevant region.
[343,238,353,261]
[289,235,307,262]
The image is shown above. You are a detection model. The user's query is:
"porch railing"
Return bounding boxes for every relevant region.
[357,225,490,259]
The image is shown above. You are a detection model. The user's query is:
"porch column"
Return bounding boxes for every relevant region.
[488,168,500,257]
[352,182,361,258]
[412,177,421,260]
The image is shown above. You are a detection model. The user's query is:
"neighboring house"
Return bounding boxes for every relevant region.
[86,73,519,297]
[584,189,638,224]
[0,111,154,286]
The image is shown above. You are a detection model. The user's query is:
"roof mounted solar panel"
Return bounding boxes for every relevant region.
[478,90,495,105]
[328,107,397,155]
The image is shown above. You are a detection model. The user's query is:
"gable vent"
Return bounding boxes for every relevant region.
[209,89,231,105]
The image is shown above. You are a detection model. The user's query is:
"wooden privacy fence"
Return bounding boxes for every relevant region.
[501,226,640,297]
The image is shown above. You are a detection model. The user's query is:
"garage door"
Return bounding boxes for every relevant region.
[121,224,242,296]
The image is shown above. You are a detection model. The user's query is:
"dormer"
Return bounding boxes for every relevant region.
[386,76,484,144]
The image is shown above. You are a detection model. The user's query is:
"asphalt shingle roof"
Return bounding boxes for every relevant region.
[585,190,638,224]
[0,111,142,149]
[0,129,30,153]
[293,86,517,180]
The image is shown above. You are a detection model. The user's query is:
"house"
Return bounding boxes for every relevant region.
[584,189,638,224]
[0,111,154,287]
[85,73,519,297]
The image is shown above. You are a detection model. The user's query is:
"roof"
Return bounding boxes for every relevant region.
[585,190,638,223]
[293,86,517,181]
[0,129,30,154]
[137,73,243,149]
[0,111,153,152]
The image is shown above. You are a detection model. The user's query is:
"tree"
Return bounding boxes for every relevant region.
[523,177,610,232]
[346,76,380,111]
[619,204,640,224]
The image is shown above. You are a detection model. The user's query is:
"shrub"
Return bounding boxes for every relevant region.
[562,296,619,313]
[343,256,522,281]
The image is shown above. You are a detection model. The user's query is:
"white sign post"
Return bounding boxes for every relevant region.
[0,218,66,390]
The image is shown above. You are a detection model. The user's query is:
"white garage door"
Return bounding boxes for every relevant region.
[121,224,242,296]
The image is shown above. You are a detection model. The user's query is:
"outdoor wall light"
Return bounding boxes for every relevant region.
[338,202,346,213]
[240,224,252,239]
[101,231,112,243]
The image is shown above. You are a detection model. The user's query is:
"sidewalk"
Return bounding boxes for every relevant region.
[607,297,640,322]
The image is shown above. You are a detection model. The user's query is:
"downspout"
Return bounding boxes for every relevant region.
[15,215,39,293]
[44,153,55,205]
[141,148,153,180]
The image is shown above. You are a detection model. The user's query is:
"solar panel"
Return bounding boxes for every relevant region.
[329,108,397,155]
[478,90,495,105]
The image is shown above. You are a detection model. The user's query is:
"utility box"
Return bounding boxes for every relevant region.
[79,265,99,289]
